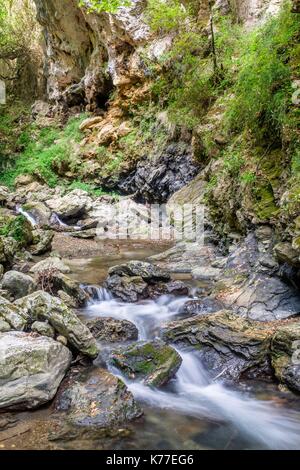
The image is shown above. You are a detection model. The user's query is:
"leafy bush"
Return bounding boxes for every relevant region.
[0,114,87,188]
[225,4,300,140]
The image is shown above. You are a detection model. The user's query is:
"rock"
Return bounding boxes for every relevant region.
[274,242,300,267]
[162,311,273,380]
[192,266,221,281]
[110,340,182,387]
[14,174,36,188]
[46,190,92,220]
[0,331,72,410]
[15,291,99,358]
[55,367,142,428]
[50,272,88,307]
[105,274,148,302]
[0,186,9,205]
[68,228,96,239]
[80,116,103,131]
[0,319,11,332]
[147,280,189,298]
[21,202,51,227]
[57,335,68,347]
[271,321,300,393]
[181,298,224,316]
[85,317,138,343]
[31,229,54,255]
[108,261,171,283]
[0,236,19,267]
[292,0,300,13]
[119,143,199,202]
[30,257,71,274]
[0,264,3,280]
[1,271,37,300]
[216,272,300,321]
[0,297,28,331]
[31,321,55,338]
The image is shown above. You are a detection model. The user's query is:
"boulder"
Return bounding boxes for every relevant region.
[271,321,300,393]
[15,291,99,358]
[181,298,224,316]
[0,236,19,267]
[31,229,54,255]
[55,367,142,428]
[30,257,71,274]
[274,242,300,267]
[49,272,88,307]
[85,317,138,343]
[108,261,171,283]
[21,202,51,227]
[104,274,148,302]
[110,340,182,387]
[31,321,55,338]
[162,311,273,380]
[0,331,72,410]
[46,189,92,220]
[1,271,37,300]
[147,280,189,298]
[0,297,28,331]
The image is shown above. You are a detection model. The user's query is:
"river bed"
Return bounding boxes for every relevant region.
[1,240,300,450]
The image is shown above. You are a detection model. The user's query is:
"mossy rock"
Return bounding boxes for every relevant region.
[253,184,279,221]
[110,340,182,388]
[0,215,33,247]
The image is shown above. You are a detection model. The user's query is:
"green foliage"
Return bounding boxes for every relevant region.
[225,4,300,140]
[66,180,116,197]
[0,215,31,245]
[0,114,87,188]
[145,0,189,33]
[79,0,131,14]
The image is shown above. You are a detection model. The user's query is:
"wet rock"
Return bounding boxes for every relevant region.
[15,291,99,358]
[30,257,71,274]
[147,280,189,298]
[55,367,142,428]
[68,229,96,239]
[104,261,173,302]
[108,261,171,283]
[181,298,224,316]
[162,311,273,381]
[110,340,182,387]
[271,321,300,393]
[119,143,199,202]
[0,331,72,410]
[86,317,138,343]
[1,270,37,300]
[31,321,55,338]
[21,202,51,227]
[105,274,148,303]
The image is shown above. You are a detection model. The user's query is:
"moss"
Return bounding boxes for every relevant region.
[0,215,32,247]
[253,184,279,220]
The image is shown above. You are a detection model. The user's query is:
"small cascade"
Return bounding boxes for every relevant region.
[50,213,81,231]
[83,285,113,303]
[16,205,37,227]
[82,288,300,449]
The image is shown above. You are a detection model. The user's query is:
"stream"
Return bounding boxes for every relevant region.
[82,286,300,450]
[2,239,300,450]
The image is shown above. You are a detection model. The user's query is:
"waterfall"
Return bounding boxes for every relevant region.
[16,206,37,227]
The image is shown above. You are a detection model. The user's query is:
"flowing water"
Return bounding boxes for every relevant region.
[82,286,300,450]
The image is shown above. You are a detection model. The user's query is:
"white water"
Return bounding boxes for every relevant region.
[83,291,300,450]
[50,213,81,231]
[16,206,37,226]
